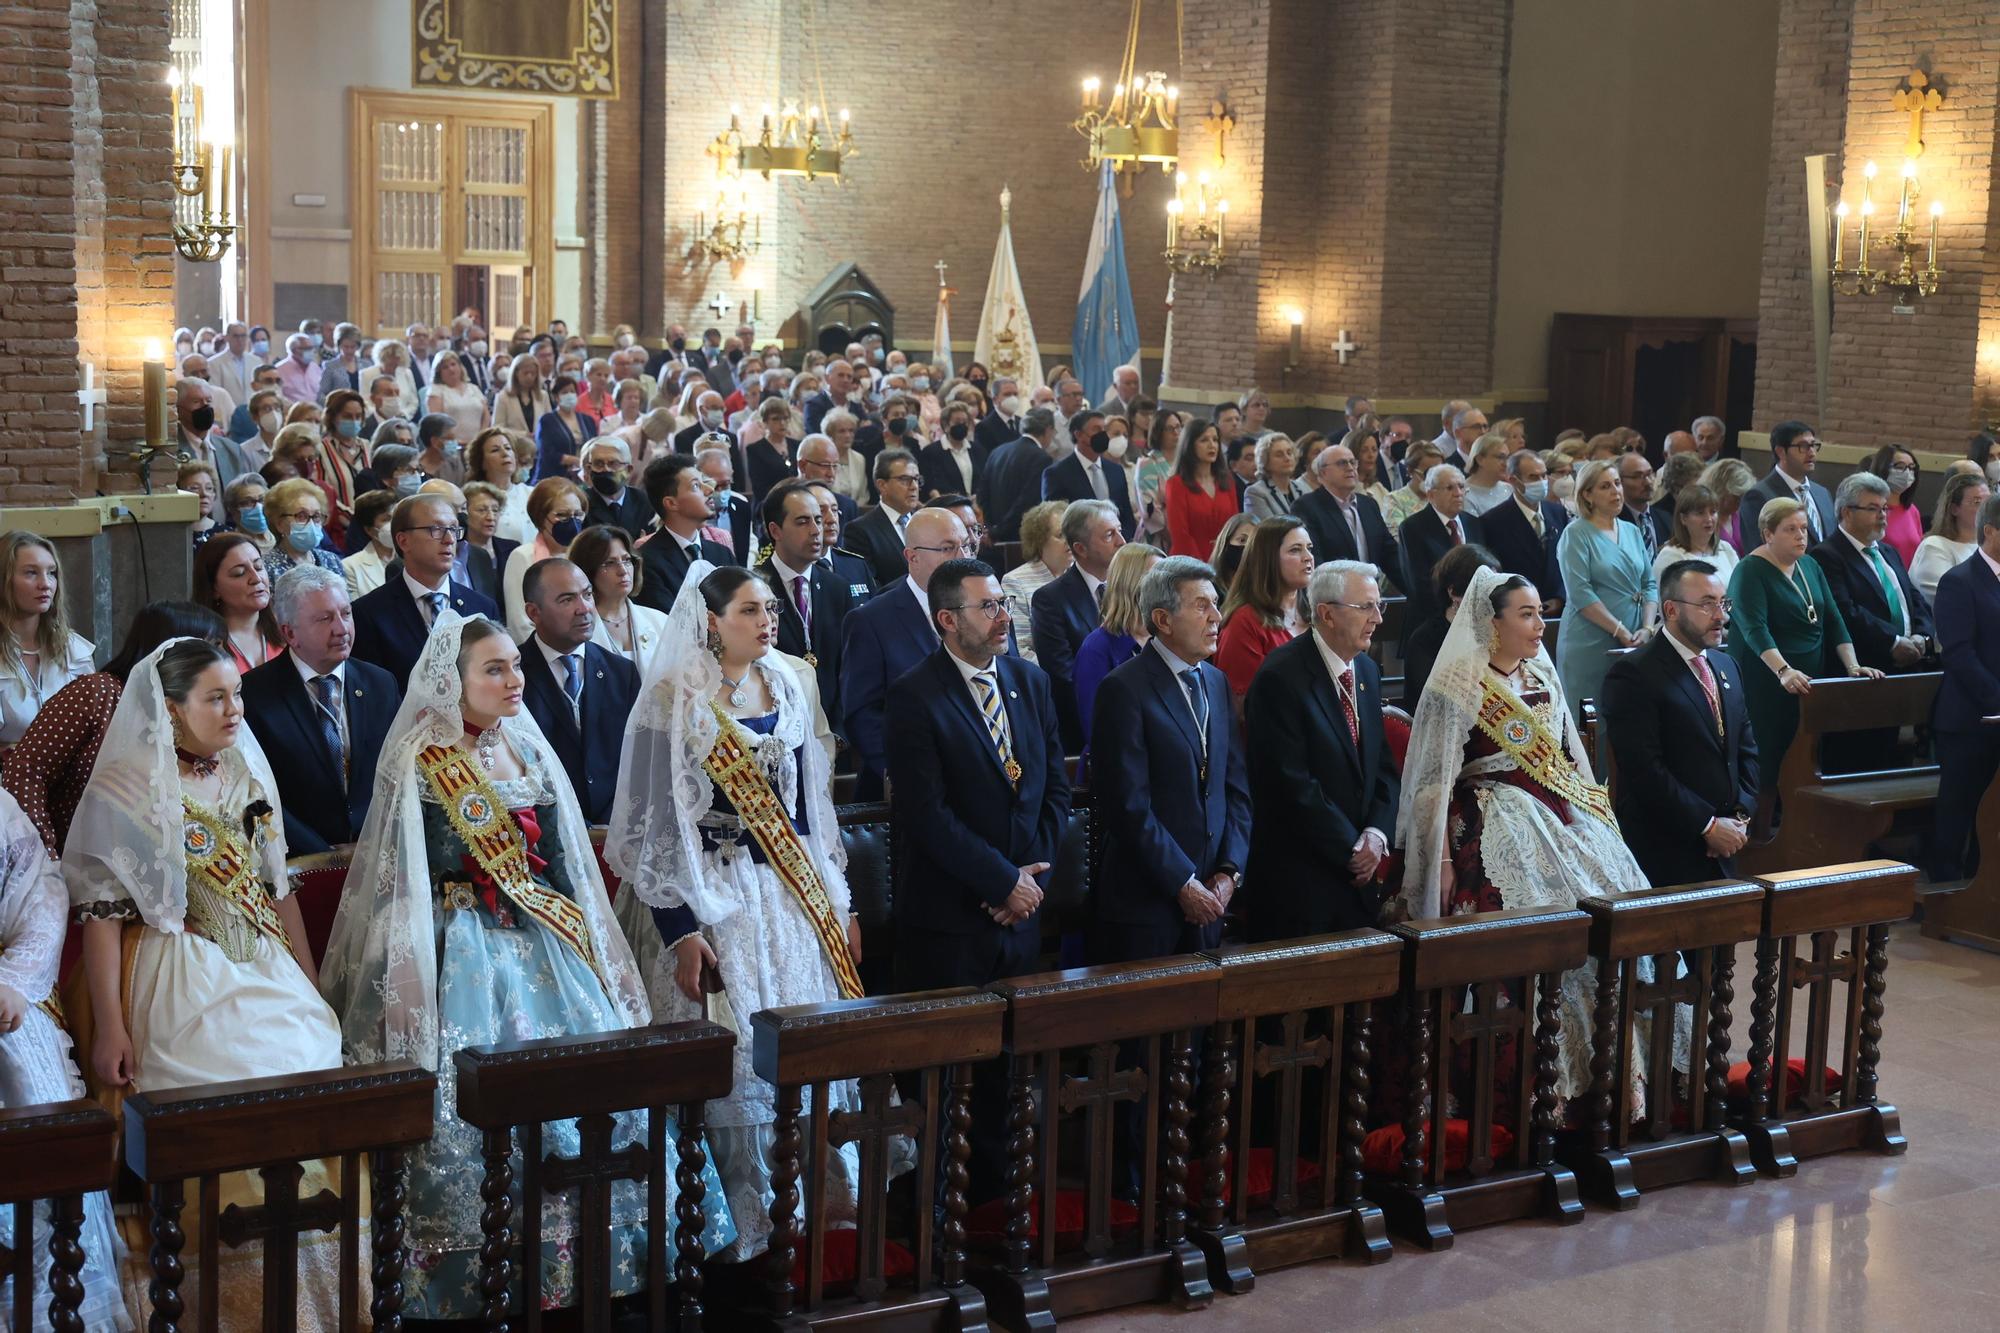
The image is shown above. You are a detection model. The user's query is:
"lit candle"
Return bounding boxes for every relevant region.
[1166,198,1180,249]
[192,80,205,153]
[203,140,218,216]
[1859,197,1873,263]
[219,142,232,222]
[1833,200,1848,270]
[1286,308,1303,364]
[1898,158,1916,229]
[1929,200,1942,269]
[761,103,773,133]
[1216,198,1227,250]
[167,69,182,161]
[1082,77,1099,111]
[142,341,166,448]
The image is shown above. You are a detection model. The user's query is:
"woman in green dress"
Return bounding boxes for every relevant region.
[1725,497,1883,825]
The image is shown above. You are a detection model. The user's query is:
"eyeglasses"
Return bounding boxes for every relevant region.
[908,542,962,556]
[1848,503,1888,517]
[1322,600,1388,618]
[882,472,921,485]
[963,523,989,542]
[1668,597,1733,615]
[941,598,1008,620]
[276,509,324,525]
[397,523,464,541]
[598,556,637,570]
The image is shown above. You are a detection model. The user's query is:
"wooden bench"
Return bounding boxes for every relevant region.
[1919,757,2000,952]
[1737,860,1915,1175]
[1737,674,1940,876]
[121,1060,436,1333]
[1564,881,1764,1205]
[747,987,1005,1330]
[1366,907,1589,1249]
[1192,931,1403,1291]
[284,846,353,969]
[0,1098,118,1333]
[977,956,1222,1328]
[455,1022,735,1332]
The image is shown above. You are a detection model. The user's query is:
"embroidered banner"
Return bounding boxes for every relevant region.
[181,800,291,962]
[702,704,864,1000]
[1472,674,1617,828]
[414,0,618,98]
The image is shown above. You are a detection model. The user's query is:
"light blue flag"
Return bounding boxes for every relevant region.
[1071,162,1141,405]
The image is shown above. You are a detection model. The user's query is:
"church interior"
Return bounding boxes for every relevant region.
[4,0,2000,1330]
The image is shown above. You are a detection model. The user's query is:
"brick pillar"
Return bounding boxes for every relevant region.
[1167,0,1511,403]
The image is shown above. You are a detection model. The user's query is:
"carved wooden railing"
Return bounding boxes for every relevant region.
[121,1060,436,1333]
[454,1021,735,1333]
[0,1098,118,1333]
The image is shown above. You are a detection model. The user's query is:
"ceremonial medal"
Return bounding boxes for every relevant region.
[1004,758,1023,785]
[804,651,820,668]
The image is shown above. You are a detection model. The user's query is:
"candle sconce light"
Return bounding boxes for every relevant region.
[168,68,234,262]
[1829,158,1942,312]
[1164,170,1227,276]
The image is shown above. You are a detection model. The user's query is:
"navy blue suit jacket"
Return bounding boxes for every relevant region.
[518,637,640,825]
[1480,496,1569,602]
[1041,452,1136,537]
[976,437,1054,543]
[1030,565,1101,754]
[533,411,598,483]
[1399,506,1485,628]
[887,648,1070,937]
[1087,647,1250,952]
[1294,487,1396,585]
[1933,556,2000,732]
[635,531,734,614]
[1810,533,1934,671]
[760,558,857,732]
[350,577,500,688]
[839,578,936,798]
[844,505,911,588]
[972,408,1018,458]
[822,549,877,606]
[240,652,401,854]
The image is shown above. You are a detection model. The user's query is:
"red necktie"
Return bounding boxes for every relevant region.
[1448,518,1462,546]
[1338,667,1360,745]
[1691,653,1723,736]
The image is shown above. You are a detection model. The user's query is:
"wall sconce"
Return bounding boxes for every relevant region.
[693,184,760,264]
[1164,170,1226,276]
[1830,158,1942,311]
[167,69,233,262]
[1282,307,1303,380]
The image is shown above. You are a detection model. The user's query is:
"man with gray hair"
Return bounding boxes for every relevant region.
[976,405,1058,544]
[1242,559,1400,939]
[241,564,402,855]
[1398,463,1481,630]
[583,434,650,536]
[1691,415,1727,462]
[1100,364,1142,416]
[1032,498,1126,751]
[1813,470,1934,674]
[1432,398,1473,457]
[974,375,1024,454]
[1088,555,1248,961]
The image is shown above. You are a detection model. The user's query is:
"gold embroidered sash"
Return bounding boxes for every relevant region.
[702,704,863,1000]
[416,743,602,980]
[1472,672,1617,828]
[181,800,291,964]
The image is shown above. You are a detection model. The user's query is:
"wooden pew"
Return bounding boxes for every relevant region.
[1737,859,1915,1176]
[120,1060,435,1333]
[1564,882,1763,1205]
[0,1098,117,1333]
[1736,674,1941,876]
[977,956,1221,1328]
[747,987,1005,1331]
[1367,907,1588,1249]
[1919,757,2000,952]
[455,1021,736,1332]
[283,846,353,969]
[1192,931,1402,1292]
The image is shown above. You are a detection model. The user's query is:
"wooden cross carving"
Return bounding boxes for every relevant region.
[540,1110,650,1321]
[1252,1010,1332,1212]
[1786,929,1859,1115]
[216,1161,343,1327]
[1628,952,1707,1139]
[1892,71,1943,159]
[1057,1042,1148,1257]
[1448,981,1529,1175]
[828,1072,925,1299]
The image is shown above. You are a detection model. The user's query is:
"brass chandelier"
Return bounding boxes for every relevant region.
[1072,0,1182,176]
[708,1,854,184]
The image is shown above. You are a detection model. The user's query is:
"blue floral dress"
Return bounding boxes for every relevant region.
[399,770,734,1319]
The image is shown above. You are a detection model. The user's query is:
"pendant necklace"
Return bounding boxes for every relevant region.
[464,719,505,771]
[719,665,753,710]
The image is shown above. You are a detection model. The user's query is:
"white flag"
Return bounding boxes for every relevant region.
[931,270,955,380]
[973,186,1043,392]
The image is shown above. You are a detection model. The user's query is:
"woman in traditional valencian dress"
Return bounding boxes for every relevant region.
[1396,567,1687,1112]
[607,562,874,1260]
[319,613,732,1320]
[65,638,345,1327]
[0,787,131,1332]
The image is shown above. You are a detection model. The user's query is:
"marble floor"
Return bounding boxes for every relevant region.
[1077,924,2000,1333]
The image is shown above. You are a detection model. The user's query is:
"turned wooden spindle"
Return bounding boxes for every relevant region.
[368,1147,408,1331]
[476,1128,515,1332]
[674,1103,709,1327]
[764,1084,804,1319]
[148,1180,187,1333]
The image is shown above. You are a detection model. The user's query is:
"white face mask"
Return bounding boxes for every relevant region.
[1102,435,1129,460]
[258,410,282,436]
[999,394,1022,417]
[1552,475,1576,501]
[1986,460,2000,486]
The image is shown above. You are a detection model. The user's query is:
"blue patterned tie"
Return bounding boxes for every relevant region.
[560,653,582,709]
[424,590,447,625]
[1182,667,1210,774]
[311,674,345,776]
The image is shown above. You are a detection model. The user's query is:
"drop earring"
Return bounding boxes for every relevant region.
[706,628,723,658]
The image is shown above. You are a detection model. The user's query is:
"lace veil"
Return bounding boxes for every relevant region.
[64,638,288,932]
[605,560,848,922]
[1392,566,1593,920]
[318,612,649,1069]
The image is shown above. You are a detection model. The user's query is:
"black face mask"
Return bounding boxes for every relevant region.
[189,405,216,432]
[968,376,988,390]
[886,416,909,436]
[726,348,743,365]
[671,337,687,353]
[947,421,971,443]
[590,470,623,497]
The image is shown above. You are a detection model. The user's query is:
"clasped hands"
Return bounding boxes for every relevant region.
[1703,816,1750,858]
[986,862,1051,927]
[1178,872,1236,926]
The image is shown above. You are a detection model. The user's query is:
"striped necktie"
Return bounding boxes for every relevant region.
[971,671,1016,781]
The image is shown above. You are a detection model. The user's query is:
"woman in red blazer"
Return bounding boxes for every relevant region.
[1162,417,1240,558]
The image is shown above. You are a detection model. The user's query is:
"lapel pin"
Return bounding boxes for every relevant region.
[595,670,605,680]
[1008,690,1018,699]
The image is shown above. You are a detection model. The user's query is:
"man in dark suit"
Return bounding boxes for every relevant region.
[1040,410,1137,538]
[1294,440,1396,585]
[971,376,1021,456]
[976,406,1057,543]
[1618,453,1670,563]
[840,507,966,799]
[1031,499,1124,753]
[1600,560,1759,887]
[842,447,925,587]
[1242,559,1400,939]
[1087,555,1249,962]
[1814,471,1935,673]
[1931,497,2000,880]
[581,437,652,538]
[634,454,733,614]
[804,481,877,608]
[803,359,861,435]
[517,557,640,824]
[795,436,859,533]
[243,566,401,854]
[351,494,501,687]
[759,479,858,729]
[693,446,756,565]
[887,556,1069,1203]
[1740,419,1836,544]
[1398,464,1484,632]
[1480,448,1570,613]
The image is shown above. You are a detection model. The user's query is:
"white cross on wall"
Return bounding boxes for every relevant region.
[708,293,730,318]
[77,362,107,432]
[1329,330,1358,365]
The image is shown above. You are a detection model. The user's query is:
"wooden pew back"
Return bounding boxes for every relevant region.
[454,1022,734,1332]
[121,1060,436,1333]
[0,1099,118,1333]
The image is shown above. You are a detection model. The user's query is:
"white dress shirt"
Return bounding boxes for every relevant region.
[947,647,1013,752]
[1308,628,1385,854]
[403,569,453,628]
[291,653,349,756]
[534,635,585,715]
[0,631,95,745]
[1841,526,1910,634]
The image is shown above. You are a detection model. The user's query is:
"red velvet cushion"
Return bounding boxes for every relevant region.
[964,1189,1139,1248]
[1382,713,1412,773]
[788,1230,915,1293]
[1195,1146,1323,1205]
[1725,1058,1843,1110]
[288,864,347,968]
[1360,1120,1515,1176]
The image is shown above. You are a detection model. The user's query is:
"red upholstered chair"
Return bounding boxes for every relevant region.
[285,846,354,969]
[588,825,620,900]
[1381,705,1412,774]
